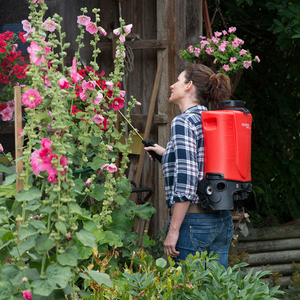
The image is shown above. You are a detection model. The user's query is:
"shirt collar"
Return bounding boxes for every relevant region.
[182,105,208,115]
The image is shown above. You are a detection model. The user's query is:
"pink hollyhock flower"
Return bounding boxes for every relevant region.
[229,57,237,63]
[214,31,222,37]
[22,20,31,32]
[255,55,260,63]
[113,28,120,36]
[92,92,103,105]
[42,20,57,32]
[85,179,91,185]
[0,144,3,152]
[99,27,107,36]
[27,41,51,66]
[70,58,82,83]
[82,80,96,91]
[107,164,118,173]
[106,81,113,91]
[41,138,51,150]
[222,30,228,35]
[112,97,125,111]
[58,78,69,89]
[11,44,18,52]
[77,15,91,26]
[119,35,125,43]
[228,26,236,33]
[93,114,104,124]
[22,88,42,108]
[60,156,68,167]
[205,47,214,55]
[122,51,126,58]
[119,90,126,98]
[80,91,88,101]
[243,61,252,69]
[222,64,230,72]
[107,145,113,151]
[101,164,108,171]
[193,47,200,57]
[86,22,98,34]
[124,24,133,34]
[239,49,247,55]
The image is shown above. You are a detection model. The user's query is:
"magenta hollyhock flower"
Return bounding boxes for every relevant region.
[82,80,96,91]
[119,90,126,98]
[243,61,252,69]
[112,97,125,111]
[22,20,31,32]
[0,144,3,152]
[222,64,230,72]
[58,78,69,89]
[113,28,120,36]
[239,49,247,56]
[119,35,125,43]
[77,15,91,26]
[255,55,260,63]
[22,88,42,108]
[99,27,107,36]
[107,164,118,173]
[86,22,98,34]
[124,24,133,34]
[92,92,103,105]
[228,26,236,33]
[93,114,104,124]
[42,20,57,32]
[23,290,32,300]
[41,138,52,150]
[27,41,51,66]
[70,58,82,83]
[229,57,237,63]
[85,179,91,185]
[6,258,11,264]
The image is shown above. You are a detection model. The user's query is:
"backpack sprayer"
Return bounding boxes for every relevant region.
[197,100,258,211]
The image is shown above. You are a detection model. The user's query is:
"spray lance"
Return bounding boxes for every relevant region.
[84,67,162,163]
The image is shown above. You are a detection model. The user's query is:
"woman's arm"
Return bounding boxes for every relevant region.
[163,201,190,258]
[144,143,165,160]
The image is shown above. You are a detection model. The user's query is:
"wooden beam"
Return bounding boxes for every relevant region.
[119,113,168,124]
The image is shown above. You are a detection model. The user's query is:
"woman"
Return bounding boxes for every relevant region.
[144,63,234,269]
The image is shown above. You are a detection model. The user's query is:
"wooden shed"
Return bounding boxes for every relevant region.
[0,0,203,237]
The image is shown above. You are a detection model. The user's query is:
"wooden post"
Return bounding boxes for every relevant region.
[14,86,23,193]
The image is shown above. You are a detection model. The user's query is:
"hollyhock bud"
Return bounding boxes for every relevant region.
[113,28,120,36]
[99,27,107,36]
[124,24,133,34]
[23,290,32,300]
[85,179,91,185]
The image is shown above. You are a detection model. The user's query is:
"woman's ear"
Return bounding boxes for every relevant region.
[185,80,193,91]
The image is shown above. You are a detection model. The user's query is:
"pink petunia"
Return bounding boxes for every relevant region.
[107,164,118,173]
[199,35,206,40]
[23,290,32,300]
[112,97,125,111]
[11,44,18,52]
[124,24,133,34]
[194,47,200,57]
[228,26,237,33]
[92,92,103,105]
[33,0,43,2]
[0,108,14,121]
[27,40,51,66]
[222,30,228,35]
[214,31,222,37]
[58,78,69,89]
[212,37,220,44]
[86,22,98,34]
[77,15,91,26]
[42,20,57,32]
[0,144,3,152]
[22,88,42,108]
[255,55,260,63]
[205,47,214,55]
[218,45,226,52]
[239,49,247,55]
[222,64,230,72]
[92,114,104,124]
[229,57,237,63]
[243,61,252,69]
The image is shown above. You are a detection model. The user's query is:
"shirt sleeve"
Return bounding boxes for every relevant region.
[170,116,200,203]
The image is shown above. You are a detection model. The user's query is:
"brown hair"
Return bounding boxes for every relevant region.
[184,64,231,107]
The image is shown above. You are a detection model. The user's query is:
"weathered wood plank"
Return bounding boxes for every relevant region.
[242,263,294,277]
[239,238,300,254]
[120,114,168,124]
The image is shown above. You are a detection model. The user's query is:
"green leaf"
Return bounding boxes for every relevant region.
[10,235,36,257]
[2,173,18,186]
[292,33,300,38]
[46,265,73,289]
[23,199,41,211]
[31,279,56,297]
[29,219,46,230]
[15,187,42,202]
[0,280,13,300]
[35,235,54,252]
[55,222,67,235]
[69,202,82,215]
[18,225,37,240]
[87,156,106,171]
[86,269,113,287]
[76,229,97,248]
[133,202,156,220]
[89,184,106,201]
[57,247,80,266]
[116,177,132,197]
[1,265,21,282]
[156,257,167,268]
[90,136,101,147]
[0,165,13,175]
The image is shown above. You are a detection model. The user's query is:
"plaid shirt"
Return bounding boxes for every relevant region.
[162,105,207,208]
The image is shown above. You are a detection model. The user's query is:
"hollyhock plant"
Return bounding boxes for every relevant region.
[180,27,260,75]
[27,40,51,66]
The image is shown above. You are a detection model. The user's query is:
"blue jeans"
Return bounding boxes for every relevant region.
[169,210,234,269]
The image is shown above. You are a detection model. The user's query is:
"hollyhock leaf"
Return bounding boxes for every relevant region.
[90,136,101,147]
[0,265,21,282]
[114,142,128,152]
[69,202,82,215]
[57,247,80,266]
[18,225,37,240]
[35,235,54,252]
[15,187,42,202]
[88,184,106,202]
[133,202,156,220]
[87,157,106,170]
[0,165,13,175]
[103,230,123,247]
[0,280,13,299]
[85,270,113,288]
[23,199,41,211]
[2,173,18,186]
[30,219,46,230]
[115,177,132,197]
[55,222,67,235]
[10,235,36,257]
[76,229,97,248]
[0,210,8,224]
[46,265,72,289]
[0,240,13,252]
[31,279,56,297]
[26,268,40,281]
[77,245,93,260]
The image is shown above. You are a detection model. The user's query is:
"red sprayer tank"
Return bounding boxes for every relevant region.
[197,100,258,211]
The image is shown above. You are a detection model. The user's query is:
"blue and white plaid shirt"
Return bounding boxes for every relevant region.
[162,105,207,208]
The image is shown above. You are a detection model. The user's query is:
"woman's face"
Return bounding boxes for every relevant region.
[169,71,187,105]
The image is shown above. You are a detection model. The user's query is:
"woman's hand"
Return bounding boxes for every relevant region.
[144,144,165,160]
